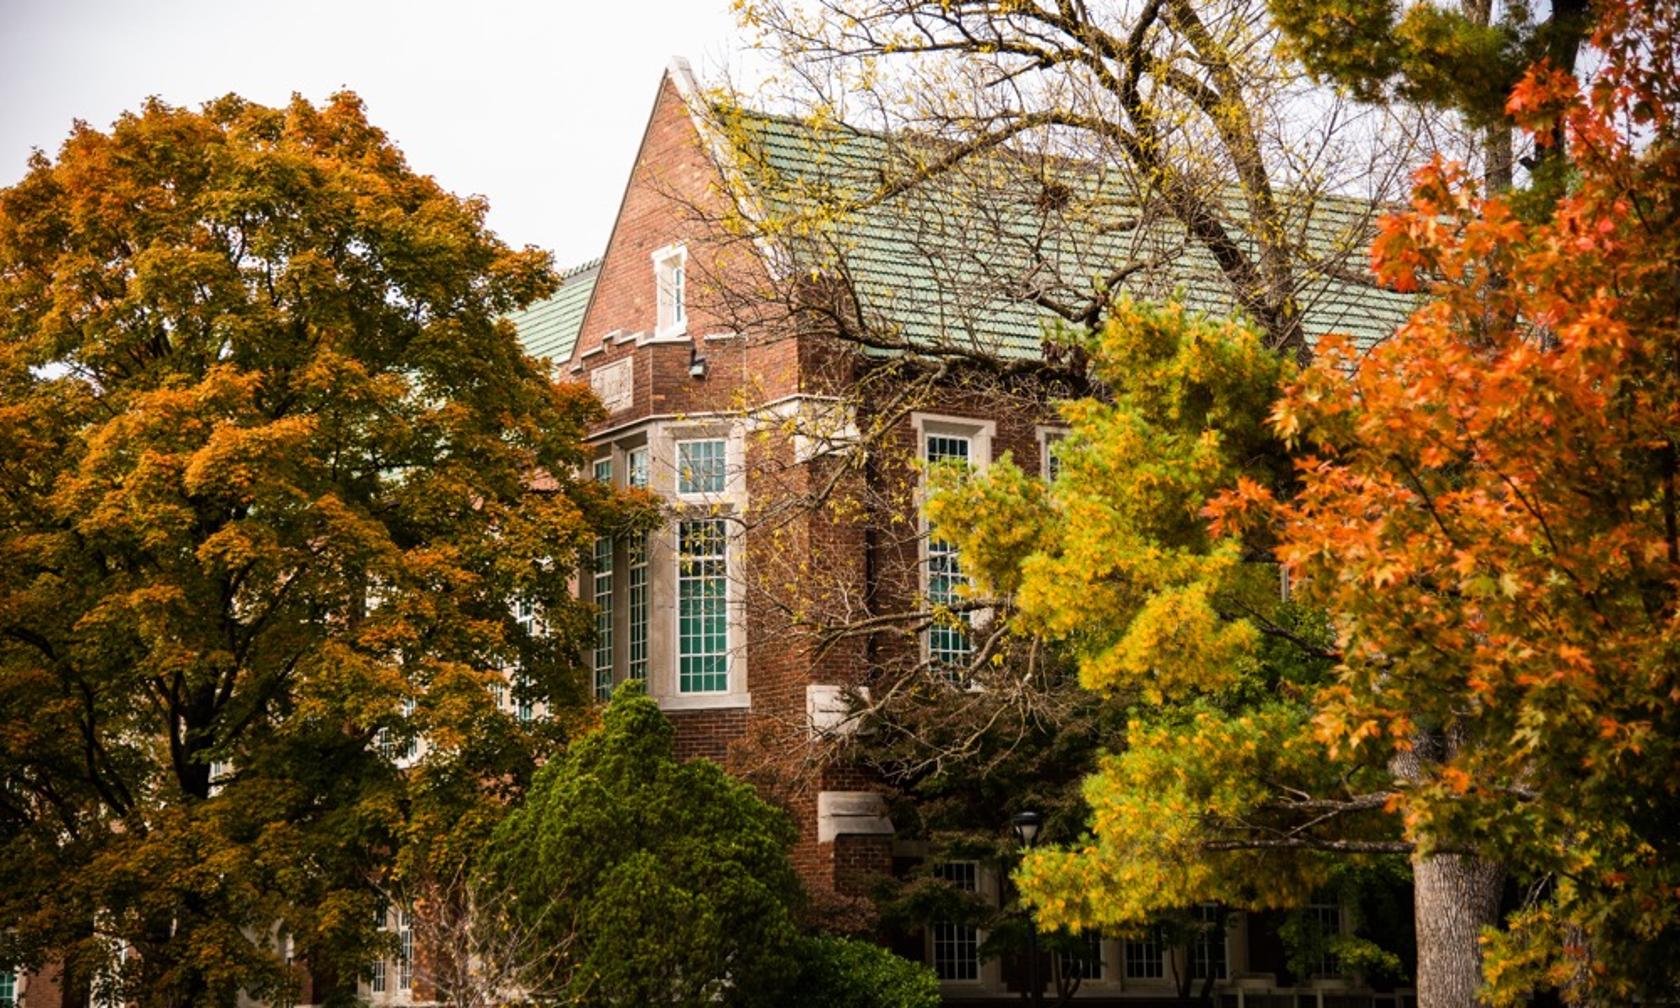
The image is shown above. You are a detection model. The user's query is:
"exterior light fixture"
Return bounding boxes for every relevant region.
[688,348,708,379]
[1011,809,1043,848]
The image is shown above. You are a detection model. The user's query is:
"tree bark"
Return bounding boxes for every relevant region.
[1412,851,1503,1008]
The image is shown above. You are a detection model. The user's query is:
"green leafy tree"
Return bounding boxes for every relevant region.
[924,300,1418,997]
[1267,0,1594,187]
[0,93,619,1008]
[1265,1,1680,1001]
[483,686,801,1007]
[778,935,940,1008]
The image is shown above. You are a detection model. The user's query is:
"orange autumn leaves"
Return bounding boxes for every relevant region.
[1219,6,1680,996]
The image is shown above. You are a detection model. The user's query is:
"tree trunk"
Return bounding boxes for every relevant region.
[1412,851,1503,1008]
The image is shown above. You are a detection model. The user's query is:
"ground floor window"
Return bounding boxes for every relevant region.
[1124,929,1164,979]
[932,861,981,981]
[1059,931,1104,980]
[1192,903,1228,980]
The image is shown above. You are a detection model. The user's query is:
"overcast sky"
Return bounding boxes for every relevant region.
[0,0,750,268]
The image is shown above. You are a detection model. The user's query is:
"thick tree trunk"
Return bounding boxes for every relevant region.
[1412,851,1503,1008]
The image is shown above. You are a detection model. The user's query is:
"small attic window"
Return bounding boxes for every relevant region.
[653,243,687,337]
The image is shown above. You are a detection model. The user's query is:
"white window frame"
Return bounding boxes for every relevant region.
[914,415,995,673]
[930,861,983,983]
[1036,424,1070,482]
[675,517,731,695]
[674,437,728,498]
[397,908,413,990]
[593,537,614,700]
[1123,928,1165,981]
[626,445,650,489]
[627,532,649,682]
[653,243,688,339]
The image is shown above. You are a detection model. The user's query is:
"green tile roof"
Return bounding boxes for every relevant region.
[734,113,1415,357]
[510,258,600,367]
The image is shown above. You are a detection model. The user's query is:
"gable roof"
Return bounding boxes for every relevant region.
[729,111,1415,356]
[509,257,601,367]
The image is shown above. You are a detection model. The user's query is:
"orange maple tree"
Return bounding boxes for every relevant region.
[1259,0,1680,1000]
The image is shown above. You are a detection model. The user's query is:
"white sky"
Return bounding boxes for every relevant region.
[0,0,750,269]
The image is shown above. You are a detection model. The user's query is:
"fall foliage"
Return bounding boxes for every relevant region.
[0,93,623,1007]
[1269,0,1680,1000]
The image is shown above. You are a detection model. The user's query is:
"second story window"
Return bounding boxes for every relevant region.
[925,432,973,673]
[593,457,612,483]
[593,537,614,700]
[654,244,687,337]
[627,533,649,681]
[677,439,726,495]
[677,518,729,694]
[626,446,649,489]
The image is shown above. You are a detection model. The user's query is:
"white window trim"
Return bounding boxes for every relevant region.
[1036,424,1070,482]
[652,243,688,339]
[673,436,729,500]
[913,414,996,671]
[580,420,751,712]
[672,515,736,699]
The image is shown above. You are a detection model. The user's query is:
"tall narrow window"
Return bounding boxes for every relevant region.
[1304,898,1342,976]
[593,537,614,700]
[397,909,413,990]
[676,439,726,495]
[654,245,687,336]
[925,434,972,672]
[513,598,539,720]
[626,446,649,489]
[677,519,728,693]
[514,672,534,722]
[932,861,980,981]
[1043,431,1066,482]
[627,533,649,681]
[369,903,388,993]
[399,698,418,761]
[1191,903,1228,980]
[0,968,16,1008]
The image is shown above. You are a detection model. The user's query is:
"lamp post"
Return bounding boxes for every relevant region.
[1011,811,1044,1007]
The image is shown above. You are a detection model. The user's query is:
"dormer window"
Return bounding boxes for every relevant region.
[653,243,687,337]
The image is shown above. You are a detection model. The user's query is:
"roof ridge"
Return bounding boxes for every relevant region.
[559,256,604,281]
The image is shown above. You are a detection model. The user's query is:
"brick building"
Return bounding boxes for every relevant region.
[500,57,1418,1007]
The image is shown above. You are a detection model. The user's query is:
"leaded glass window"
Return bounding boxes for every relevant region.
[677,439,726,495]
[627,533,649,681]
[397,909,413,990]
[677,519,728,693]
[593,537,614,700]
[925,433,971,672]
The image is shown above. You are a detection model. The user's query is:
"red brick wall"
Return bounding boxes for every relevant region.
[567,72,1064,905]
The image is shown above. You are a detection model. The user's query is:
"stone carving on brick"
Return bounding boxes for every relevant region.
[590,357,634,414]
